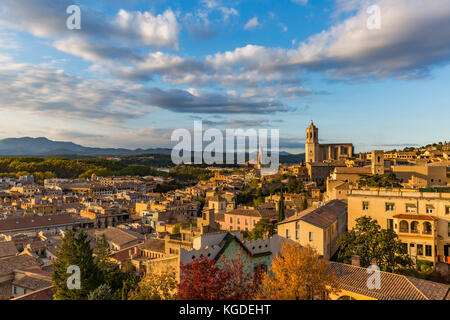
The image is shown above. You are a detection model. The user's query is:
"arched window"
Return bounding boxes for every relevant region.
[423,222,432,235]
[411,221,419,233]
[399,220,409,233]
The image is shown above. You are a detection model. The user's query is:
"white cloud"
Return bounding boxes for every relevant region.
[0,0,180,51]
[244,17,261,30]
[114,9,180,50]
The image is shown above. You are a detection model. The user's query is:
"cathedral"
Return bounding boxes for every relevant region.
[305,121,354,163]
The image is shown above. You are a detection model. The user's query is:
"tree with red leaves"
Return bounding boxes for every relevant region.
[178,252,258,300]
[178,256,229,300]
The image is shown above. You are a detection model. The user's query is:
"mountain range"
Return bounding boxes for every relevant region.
[0,137,297,157]
[0,137,173,156]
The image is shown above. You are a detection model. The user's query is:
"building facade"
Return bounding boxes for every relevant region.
[348,189,450,268]
[305,122,353,163]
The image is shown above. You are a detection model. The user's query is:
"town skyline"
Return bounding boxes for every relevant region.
[1,0,450,153]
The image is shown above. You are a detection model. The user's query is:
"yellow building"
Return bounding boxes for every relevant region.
[392,165,447,188]
[348,189,450,266]
[277,200,347,260]
[20,203,56,215]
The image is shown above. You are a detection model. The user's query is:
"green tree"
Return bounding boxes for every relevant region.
[337,216,412,273]
[95,234,112,272]
[358,173,402,188]
[88,284,114,300]
[247,218,275,240]
[52,230,102,300]
[129,270,178,300]
[302,198,308,210]
[278,190,285,222]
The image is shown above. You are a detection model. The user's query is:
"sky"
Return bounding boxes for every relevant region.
[0,0,450,153]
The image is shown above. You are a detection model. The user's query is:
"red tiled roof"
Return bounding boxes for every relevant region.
[11,286,55,300]
[0,214,78,233]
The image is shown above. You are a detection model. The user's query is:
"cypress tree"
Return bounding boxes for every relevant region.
[52,230,102,300]
[278,189,285,222]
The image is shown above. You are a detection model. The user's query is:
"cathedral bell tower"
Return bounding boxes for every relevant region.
[305,121,319,163]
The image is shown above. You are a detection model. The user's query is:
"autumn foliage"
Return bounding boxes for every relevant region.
[178,253,257,300]
[258,242,339,300]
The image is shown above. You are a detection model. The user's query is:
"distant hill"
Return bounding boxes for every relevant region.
[0,137,305,163]
[0,137,172,156]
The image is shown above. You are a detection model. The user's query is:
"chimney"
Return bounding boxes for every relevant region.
[351,255,360,267]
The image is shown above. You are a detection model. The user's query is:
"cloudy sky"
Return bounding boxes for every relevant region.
[0,0,449,152]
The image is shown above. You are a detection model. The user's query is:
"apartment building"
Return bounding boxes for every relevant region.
[277,200,347,260]
[348,189,450,266]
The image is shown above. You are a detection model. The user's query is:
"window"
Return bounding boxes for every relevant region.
[448,222,450,237]
[385,203,395,212]
[229,217,233,223]
[411,221,419,233]
[245,219,248,225]
[362,201,369,211]
[309,232,313,242]
[399,220,409,233]
[423,222,432,235]
[387,219,394,230]
[406,204,416,213]
[237,218,240,224]
[425,245,432,257]
[286,229,290,239]
[296,230,299,240]
[13,286,17,295]
[417,244,423,256]
[426,205,434,214]
[446,206,450,215]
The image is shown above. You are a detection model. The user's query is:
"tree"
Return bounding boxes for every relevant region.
[178,256,228,300]
[302,198,308,210]
[217,252,257,300]
[261,243,339,300]
[337,216,412,272]
[178,253,257,300]
[358,173,402,188]
[52,230,102,300]
[247,218,275,240]
[258,243,339,300]
[88,284,114,300]
[129,270,177,300]
[95,234,112,272]
[277,190,285,222]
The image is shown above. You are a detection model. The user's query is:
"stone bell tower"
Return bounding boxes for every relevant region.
[371,150,385,175]
[305,121,319,163]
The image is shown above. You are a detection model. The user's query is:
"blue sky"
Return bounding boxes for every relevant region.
[0,0,449,153]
